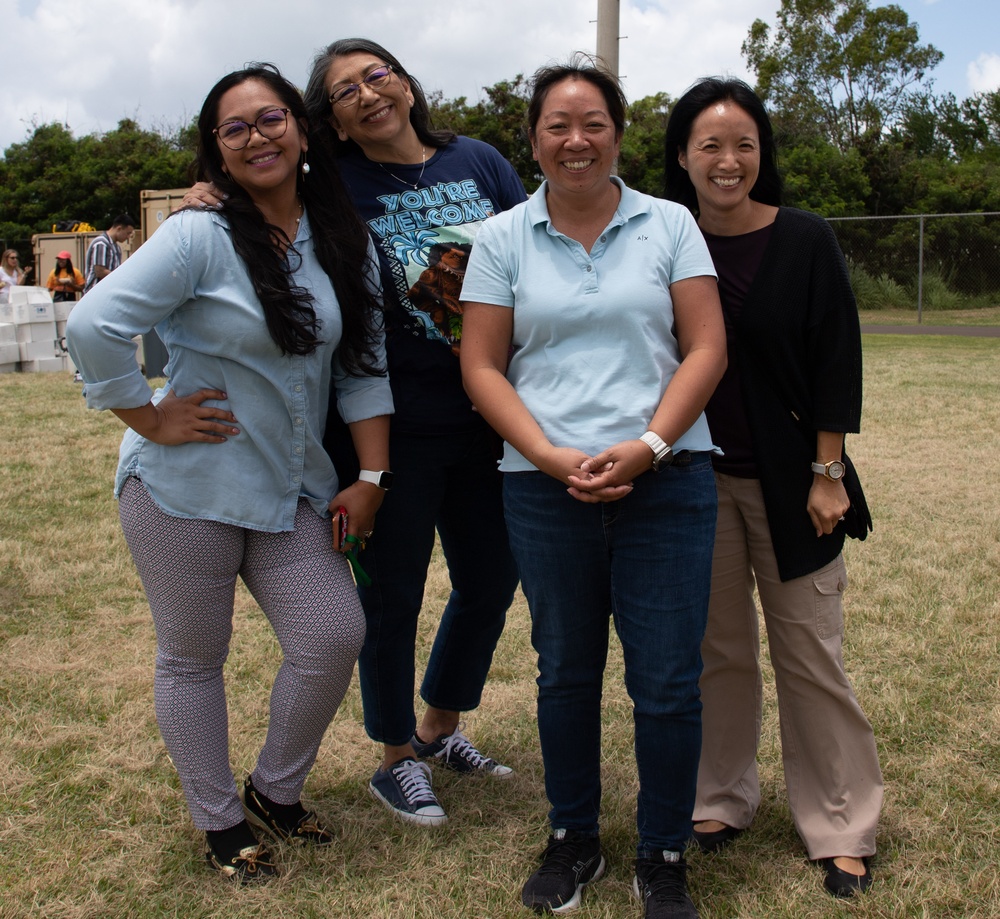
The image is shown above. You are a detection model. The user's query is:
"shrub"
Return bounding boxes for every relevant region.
[848,262,912,310]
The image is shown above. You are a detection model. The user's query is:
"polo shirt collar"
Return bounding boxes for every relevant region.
[527,176,651,230]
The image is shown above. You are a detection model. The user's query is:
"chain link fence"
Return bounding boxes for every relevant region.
[9,214,1000,327]
[827,212,1000,323]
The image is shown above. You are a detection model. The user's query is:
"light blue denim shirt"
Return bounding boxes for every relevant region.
[67,208,393,532]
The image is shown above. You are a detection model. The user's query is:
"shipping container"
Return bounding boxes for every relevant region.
[139,188,189,247]
[31,231,133,288]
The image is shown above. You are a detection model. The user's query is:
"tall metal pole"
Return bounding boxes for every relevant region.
[596,0,621,77]
[596,0,621,175]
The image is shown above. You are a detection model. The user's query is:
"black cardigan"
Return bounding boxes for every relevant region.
[729,207,863,581]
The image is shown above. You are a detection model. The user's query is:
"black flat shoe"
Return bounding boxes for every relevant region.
[691,822,744,853]
[205,838,278,885]
[818,857,872,897]
[243,774,334,845]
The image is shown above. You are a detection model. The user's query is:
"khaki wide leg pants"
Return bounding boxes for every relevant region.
[694,472,883,859]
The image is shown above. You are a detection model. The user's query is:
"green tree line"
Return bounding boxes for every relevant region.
[3,0,999,249]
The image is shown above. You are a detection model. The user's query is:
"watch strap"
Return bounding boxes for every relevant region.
[639,431,673,471]
[359,469,393,490]
[811,460,844,481]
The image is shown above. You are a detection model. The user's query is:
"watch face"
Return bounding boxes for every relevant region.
[377,470,395,490]
[828,461,845,480]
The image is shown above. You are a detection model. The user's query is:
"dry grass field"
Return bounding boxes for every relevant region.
[1,333,998,918]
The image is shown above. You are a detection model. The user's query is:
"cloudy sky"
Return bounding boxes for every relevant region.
[2,0,996,154]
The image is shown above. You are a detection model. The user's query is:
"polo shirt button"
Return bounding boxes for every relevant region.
[586,265,593,272]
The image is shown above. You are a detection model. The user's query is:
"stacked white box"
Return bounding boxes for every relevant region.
[16,321,56,344]
[21,358,64,373]
[19,339,59,361]
[0,323,18,372]
[9,286,54,324]
[9,287,63,372]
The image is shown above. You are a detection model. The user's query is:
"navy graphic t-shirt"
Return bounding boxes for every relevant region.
[338,136,526,435]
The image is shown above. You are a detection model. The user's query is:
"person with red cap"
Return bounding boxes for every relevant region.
[46,251,86,302]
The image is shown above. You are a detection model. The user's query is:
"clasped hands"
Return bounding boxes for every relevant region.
[549,439,653,504]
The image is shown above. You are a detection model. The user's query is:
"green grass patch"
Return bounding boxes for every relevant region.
[1,348,999,917]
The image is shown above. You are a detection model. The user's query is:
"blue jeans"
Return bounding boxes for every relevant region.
[357,425,519,745]
[503,456,716,856]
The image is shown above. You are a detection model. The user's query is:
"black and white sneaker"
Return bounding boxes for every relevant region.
[633,851,698,919]
[411,723,513,777]
[521,829,605,913]
[369,757,447,826]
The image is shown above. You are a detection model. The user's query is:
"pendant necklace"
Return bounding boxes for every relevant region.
[378,146,426,189]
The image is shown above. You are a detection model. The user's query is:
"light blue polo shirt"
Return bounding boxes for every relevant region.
[461,177,719,472]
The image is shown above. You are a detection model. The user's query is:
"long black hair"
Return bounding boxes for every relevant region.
[303,38,455,157]
[195,63,383,374]
[664,77,782,214]
[54,255,76,275]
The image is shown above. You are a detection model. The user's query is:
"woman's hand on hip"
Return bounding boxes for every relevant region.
[807,477,850,537]
[114,389,239,445]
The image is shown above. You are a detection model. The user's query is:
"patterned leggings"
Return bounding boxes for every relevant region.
[119,477,365,831]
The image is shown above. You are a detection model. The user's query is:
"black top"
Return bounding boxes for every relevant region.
[703,222,774,477]
[708,207,863,581]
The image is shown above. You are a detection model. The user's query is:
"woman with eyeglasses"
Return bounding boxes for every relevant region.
[299,39,525,826]
[186,39,524,828]
[67,64,392,885]
[0,249,32,303]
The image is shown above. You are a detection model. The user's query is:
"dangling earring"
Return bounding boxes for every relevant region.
[301,153,310,176]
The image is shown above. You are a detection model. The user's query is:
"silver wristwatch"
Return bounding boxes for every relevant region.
[639,431,674,472]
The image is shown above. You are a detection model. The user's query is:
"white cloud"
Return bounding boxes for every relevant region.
[0,0,778,152]
[967,52,1000,93]
[0,0,970,155]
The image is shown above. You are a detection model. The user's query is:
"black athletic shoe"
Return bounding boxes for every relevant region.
[633,851,698,919]
[521,829,605,913]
